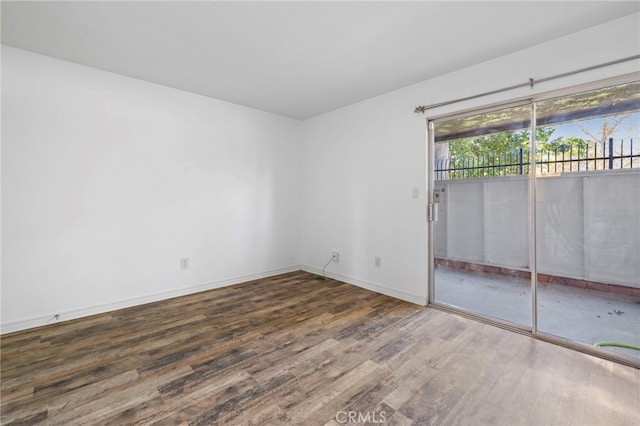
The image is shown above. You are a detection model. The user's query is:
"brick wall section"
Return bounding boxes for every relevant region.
[435,258,640,297]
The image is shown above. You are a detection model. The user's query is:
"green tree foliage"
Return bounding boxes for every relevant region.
[445,127,589,178]
[436,110,640,179]
[449,127,557,158]
[538,136,588,154]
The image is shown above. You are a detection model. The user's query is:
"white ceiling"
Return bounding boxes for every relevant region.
[2,1,639,120]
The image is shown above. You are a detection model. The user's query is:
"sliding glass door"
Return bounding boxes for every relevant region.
[428,78,640,364]
[535,81,640,360]
[430,102,533,328]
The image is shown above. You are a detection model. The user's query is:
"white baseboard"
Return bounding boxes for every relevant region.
[301,266,427,306]
[1,265,301,335]
[2,265,426,334]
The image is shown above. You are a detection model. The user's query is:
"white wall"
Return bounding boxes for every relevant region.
[1,46,301,333]
[299,13,640,305]
[300,99,428,304]
[434,177,530,269]
[435,172,640,288]
[2,12,639,333]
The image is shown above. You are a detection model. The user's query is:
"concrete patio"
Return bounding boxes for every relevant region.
[435,265,640,359]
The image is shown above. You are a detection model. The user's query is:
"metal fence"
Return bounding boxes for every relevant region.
[435,138,639,180]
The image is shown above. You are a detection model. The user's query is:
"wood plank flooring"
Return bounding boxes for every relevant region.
[2,271,639,425]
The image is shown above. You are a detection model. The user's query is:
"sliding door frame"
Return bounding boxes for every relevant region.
[427,98,535,334]
[426,72,640,368]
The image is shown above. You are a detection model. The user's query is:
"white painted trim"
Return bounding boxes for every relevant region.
[301,266,427,306]
[0,265,301,335]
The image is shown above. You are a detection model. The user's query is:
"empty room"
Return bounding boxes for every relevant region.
[1,1,639,425]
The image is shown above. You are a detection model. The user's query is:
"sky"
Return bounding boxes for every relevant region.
[550,111,639,143]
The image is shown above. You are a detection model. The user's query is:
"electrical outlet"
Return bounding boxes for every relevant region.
[180,258,190,270]
[332,251,340,263]
[374,256,382,268]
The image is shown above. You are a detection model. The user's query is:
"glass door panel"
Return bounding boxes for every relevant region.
[535,81,640,360]
[432,103,532,327]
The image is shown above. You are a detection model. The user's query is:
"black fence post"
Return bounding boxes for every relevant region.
[519,148,523,175]
[608,137,614,170]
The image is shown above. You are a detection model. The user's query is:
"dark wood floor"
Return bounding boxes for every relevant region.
[1,271,639,425]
